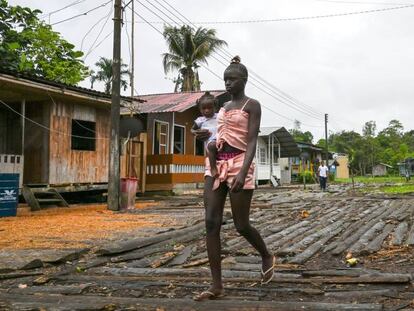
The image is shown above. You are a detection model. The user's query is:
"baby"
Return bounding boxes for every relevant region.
[192,91,219,177]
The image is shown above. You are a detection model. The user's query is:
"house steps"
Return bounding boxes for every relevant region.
[22,185,69,211]
[270,175,280,187]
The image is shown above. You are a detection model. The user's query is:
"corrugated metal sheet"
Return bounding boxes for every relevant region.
[0,68,134,102]
[121,90,227,114]
[259,126,300,158]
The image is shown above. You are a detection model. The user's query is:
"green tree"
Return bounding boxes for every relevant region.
[362,120,380,174]
[90,57,129,94]
[289,120,314,143]
[0,0,88,84]
[162,25,227,92]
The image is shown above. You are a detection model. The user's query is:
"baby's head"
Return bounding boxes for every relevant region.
[197,91,217,118]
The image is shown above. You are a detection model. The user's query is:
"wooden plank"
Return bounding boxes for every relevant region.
[86,267,411,284]
[22,186,40,211]
[406,223,414,246]
[349,221,385,254]
[289,226,344,264]
[0,294,384,310]
[331,202,394,255]
[391,222,408,246]
[362,223,395,254]
[96,221,205,255]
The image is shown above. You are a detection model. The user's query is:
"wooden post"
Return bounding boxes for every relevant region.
[20,99,25,187]
[107,0,123,211]
[325,113,329,163]
[170,112,175,154]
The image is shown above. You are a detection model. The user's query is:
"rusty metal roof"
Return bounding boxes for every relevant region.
[121,90,227,114]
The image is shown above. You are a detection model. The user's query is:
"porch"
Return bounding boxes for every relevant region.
[146,154,205,191]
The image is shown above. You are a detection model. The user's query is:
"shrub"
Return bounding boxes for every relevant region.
[297,170,314,183]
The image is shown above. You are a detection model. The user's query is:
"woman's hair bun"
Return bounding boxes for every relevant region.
[231,56,241,64]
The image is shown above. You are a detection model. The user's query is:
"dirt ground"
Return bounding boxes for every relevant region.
[0,201,177,249]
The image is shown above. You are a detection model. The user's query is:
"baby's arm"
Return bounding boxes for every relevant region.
[191,121,200,134]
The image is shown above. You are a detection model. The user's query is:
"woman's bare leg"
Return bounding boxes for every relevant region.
[229,190,273,275]
[204,176,228,292]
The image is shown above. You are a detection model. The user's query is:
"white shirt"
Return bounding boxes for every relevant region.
[318,165,329,178]
[194,113,217,144]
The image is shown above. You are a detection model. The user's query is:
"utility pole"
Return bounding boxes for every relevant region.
[324,113,329,164]
[130,0,135,99]
[107,0,123,211]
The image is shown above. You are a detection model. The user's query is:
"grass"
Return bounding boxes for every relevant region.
[335,176,413,184]
[380,184,414,194]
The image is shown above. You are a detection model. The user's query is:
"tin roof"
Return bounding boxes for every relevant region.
[259,126,301,157]
[121,90,227,114]
[0,67,135,102]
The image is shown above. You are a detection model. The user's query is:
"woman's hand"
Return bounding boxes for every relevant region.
[230,171,247,193]
[193,128,211,141]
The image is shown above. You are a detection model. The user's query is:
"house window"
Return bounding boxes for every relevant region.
[259,147,266,164]
[71,119,96,151]
[195,138,205,156]
[153,121,169,155]
[173,125,185,154]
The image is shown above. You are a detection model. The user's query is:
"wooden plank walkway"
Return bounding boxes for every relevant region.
[0,188,413,310]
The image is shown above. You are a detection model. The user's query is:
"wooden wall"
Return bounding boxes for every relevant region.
[174,107,199,156]
[0,102,22,154]
[48,100,110,184]
[23,102,49,184]
[146,113,173,155]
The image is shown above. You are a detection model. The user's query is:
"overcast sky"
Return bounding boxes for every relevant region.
[10,0,414,140]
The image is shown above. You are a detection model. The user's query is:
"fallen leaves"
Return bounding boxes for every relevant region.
[0,204,168,249]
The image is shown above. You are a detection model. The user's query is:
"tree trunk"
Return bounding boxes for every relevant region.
[182,67,195,91]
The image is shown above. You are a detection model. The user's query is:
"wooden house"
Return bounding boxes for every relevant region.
[122,91,230,192]
[330,154,349,179]
[0,69,141,192]
[372,163,393,177]
[291,142,328,179]
[256,127,299,185]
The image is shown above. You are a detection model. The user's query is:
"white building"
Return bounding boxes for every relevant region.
[256,127,300,186]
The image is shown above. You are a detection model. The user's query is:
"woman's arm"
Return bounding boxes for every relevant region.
[230,99,261,192]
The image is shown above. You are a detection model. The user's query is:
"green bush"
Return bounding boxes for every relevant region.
[297,170,315,183]
[328,173,335,182]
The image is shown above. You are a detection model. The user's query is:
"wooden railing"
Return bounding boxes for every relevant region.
[146,154,205,184]
[0,154,24,187]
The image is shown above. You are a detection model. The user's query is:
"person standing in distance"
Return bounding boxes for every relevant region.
[318,160,329,191]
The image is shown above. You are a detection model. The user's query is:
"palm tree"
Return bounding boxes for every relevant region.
[90,57,129,94]
[162,25,227,92]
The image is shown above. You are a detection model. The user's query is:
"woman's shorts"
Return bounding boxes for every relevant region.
[205,152,256,190]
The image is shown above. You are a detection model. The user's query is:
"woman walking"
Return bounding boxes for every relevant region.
[194,56,274,301]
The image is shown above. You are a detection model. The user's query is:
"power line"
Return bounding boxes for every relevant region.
[39,0,87,19]
[128,3,414,24]
[316,0,413,6]
[83,31,114,62]
[80,4,113,51]
[123,2,133,69]
[51,0,113,26]
[83,4,114,61]
[128,5,323,128]
[154,0,324,120]
[139,0,325,123]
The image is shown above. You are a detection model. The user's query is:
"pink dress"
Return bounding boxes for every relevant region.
[205,99,256,190]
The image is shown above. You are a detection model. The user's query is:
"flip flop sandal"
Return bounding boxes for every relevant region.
[260,256,276,285]
[193,290,225,301]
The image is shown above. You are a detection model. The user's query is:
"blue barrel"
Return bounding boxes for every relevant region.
[0,174,19,217]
